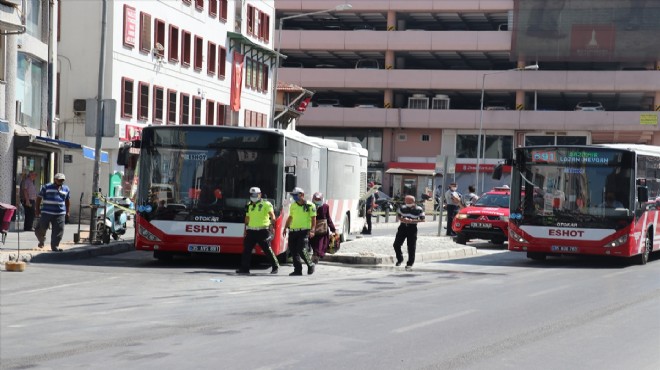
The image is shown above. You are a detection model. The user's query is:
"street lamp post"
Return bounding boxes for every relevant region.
[475,63,539,193]
[270,4,352,129]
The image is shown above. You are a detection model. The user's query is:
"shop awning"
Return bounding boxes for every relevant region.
[14,135,82,152]
[385,168,436,176]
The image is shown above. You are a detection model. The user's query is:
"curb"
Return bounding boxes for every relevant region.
[323,246,478,265]
[1,242,134,267]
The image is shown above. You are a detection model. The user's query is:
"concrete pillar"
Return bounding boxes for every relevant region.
[515,90,525,111]
[384,89,393,108]
[385,50,394,70]
[0,35,17,204]
[387,10,396,31]
[655,91,660,112]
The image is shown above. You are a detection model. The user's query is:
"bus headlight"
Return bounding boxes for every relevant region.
[509,229,529,244]
[500,216,509,222]
[455,214,468,219]
[603,235,627,248]
[138,225,161,242]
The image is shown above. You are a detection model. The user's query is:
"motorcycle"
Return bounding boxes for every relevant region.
[94,197,131,244]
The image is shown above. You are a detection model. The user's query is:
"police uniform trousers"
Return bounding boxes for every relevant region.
[241,229,279,270]
[393,223,418,267]
[288,230,313,273]
[446,204,459,236]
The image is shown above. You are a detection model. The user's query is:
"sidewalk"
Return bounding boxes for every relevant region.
[0,221,134,267]
[1,214,476,269]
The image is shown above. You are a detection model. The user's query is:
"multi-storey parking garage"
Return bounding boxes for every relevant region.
[276,0,660,198]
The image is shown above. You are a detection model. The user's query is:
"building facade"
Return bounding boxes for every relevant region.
[58,0,276,215]
[1,0,62,211]
[276,0,660,198]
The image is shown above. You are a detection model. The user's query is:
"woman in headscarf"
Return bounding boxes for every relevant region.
[309,192,336,263]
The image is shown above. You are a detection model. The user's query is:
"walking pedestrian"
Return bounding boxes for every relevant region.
[309,192,336,263]
[20,171,38,231]
[35,173,70,252]
[361,182,376,235]
[444,183,462,236]
[236,187,279,275]
[282,187,316,276]
[393,195,425,271]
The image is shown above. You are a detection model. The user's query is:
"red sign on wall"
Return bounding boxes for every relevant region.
[123,124,142,141]
[123,5,136,48]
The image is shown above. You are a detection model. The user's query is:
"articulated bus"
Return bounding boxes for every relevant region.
[132,126,367,261]
[507,144,660,264]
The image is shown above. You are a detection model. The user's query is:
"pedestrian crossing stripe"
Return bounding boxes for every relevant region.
[384,102,392,108]
[387,25,395,31]
[516,104,524,110]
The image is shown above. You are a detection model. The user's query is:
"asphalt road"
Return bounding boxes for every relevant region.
[2,250,659,369]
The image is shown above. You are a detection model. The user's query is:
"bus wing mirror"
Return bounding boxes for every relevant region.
[285,173,297,193]
[492,164,503,180]
[637,186,648,203]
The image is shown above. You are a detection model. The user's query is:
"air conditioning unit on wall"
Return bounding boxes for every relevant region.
[73,99,86,114]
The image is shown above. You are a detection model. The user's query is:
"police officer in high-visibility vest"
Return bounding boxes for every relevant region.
[236,187,279,275]
[282,187,316,276]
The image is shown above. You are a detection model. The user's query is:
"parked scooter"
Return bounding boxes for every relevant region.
[94,197,130,244]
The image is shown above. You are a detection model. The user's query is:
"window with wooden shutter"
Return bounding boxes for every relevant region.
[180,93,190,124]
[219,0,227,21]
[138,82,149,120]
[207,41,216,75]
[139,12,151,53]
[182,30,191,66]
[217,103,226,125]
[154,19,166,57]
[167,89,177,124]
[121,77,134,118]
[206,100,215,125]
[218,46,226,78]
[153,86,164,123]
[194,35,203,71]
[193,96,202,125]
[169,25,179,62]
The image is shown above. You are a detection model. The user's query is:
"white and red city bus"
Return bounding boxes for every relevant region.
[507,144,660,264]
[132,126,367,261]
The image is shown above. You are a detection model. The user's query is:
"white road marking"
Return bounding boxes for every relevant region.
[12,276,120,295]
[528,285,569,297]
[392,309,477,334]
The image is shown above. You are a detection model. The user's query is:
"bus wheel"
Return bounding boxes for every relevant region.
[635,232,652,265]
[340,215,350,243]
[527,252,546,261]
[154,251,173,262]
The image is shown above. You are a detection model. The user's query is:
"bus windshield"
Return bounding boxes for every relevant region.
[136,127,284,222]
[511,147,635,229]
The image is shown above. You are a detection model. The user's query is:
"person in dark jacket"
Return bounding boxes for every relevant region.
[393,195,425,271]
[309,192,336,263]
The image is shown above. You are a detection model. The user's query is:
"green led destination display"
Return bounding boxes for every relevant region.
[528,148,623,166]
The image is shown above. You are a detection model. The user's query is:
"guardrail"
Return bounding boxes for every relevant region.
[371,208,444,222]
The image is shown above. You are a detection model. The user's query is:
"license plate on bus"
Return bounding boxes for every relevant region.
[551,246,579,253]
[472,223,492,229]
[188,244,221,253]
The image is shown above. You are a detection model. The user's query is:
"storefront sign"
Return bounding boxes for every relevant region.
[640,113,658,125]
